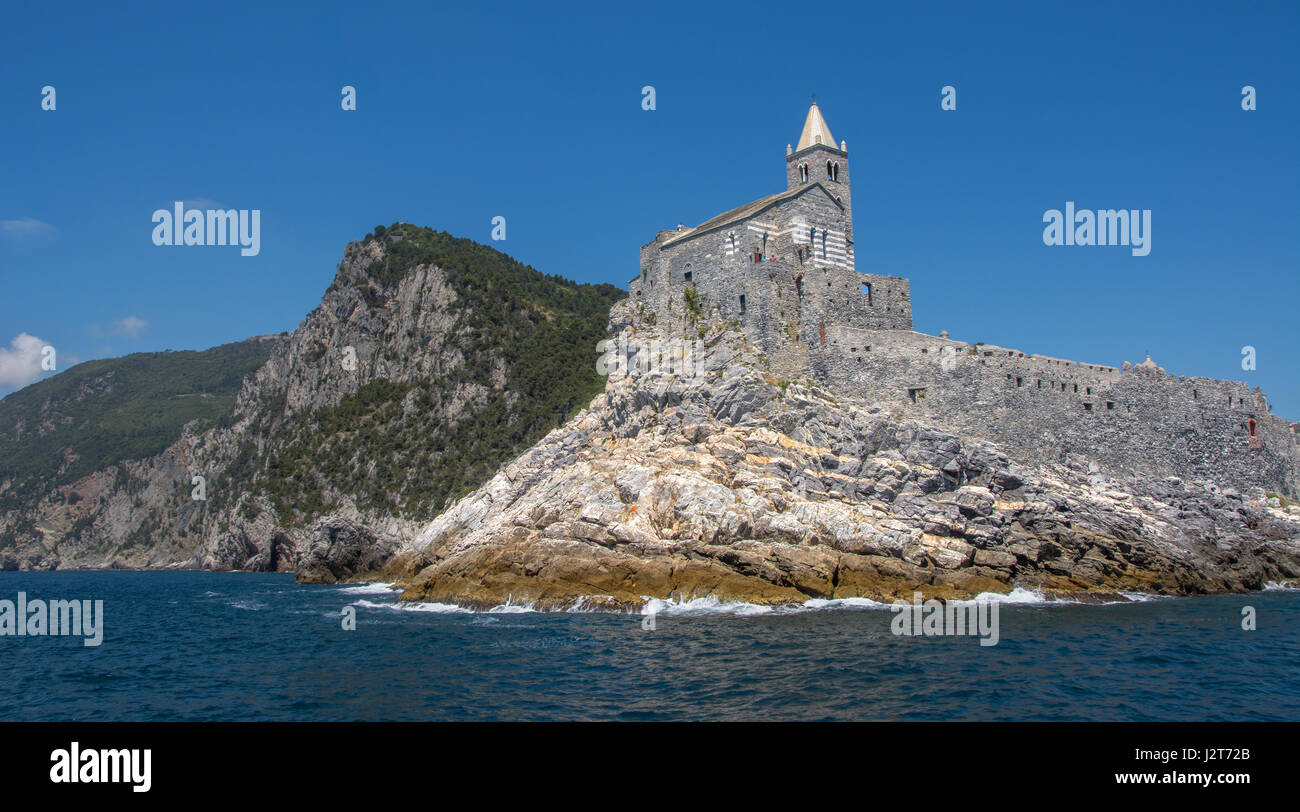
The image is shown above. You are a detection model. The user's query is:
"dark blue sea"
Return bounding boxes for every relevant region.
[1,572,1297,721]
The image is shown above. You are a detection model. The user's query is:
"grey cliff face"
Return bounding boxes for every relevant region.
[294,517,402,584]
[0,230,561,573]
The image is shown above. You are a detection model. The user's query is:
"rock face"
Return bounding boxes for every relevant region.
[0,339,279,571]
[0,225,621,574]
[393,301,1300,609]
[294,518,403,584]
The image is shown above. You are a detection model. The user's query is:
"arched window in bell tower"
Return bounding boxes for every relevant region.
[799,164,808,183]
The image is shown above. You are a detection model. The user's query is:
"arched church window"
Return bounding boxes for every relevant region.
[799,164,808,183]
[826,161,833,179]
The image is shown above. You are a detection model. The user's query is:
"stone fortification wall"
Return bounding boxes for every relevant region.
[809,327,1300,496]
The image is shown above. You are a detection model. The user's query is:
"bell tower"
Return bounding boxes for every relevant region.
[785,101,852,244]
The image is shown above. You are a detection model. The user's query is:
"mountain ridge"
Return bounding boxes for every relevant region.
[0,224,622,572]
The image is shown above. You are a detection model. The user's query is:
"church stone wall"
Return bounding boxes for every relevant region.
[631,190,911,378]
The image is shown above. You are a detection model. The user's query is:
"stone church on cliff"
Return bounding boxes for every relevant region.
[630,102,1300,497]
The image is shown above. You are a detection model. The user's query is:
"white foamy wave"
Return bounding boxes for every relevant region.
[1263,581,1300,591]
[566,596,617,613]
[640,595,887,616]
[1117,591,1165,602]
[966,587,1162,606]
[641,596,777,616]
[969,587,1052,604]
[486,602,537,614]
[230,600,266,611]
[801,597,889,611]
[349,595,535,614]
[336,582,398,595]
[351,598,472,614]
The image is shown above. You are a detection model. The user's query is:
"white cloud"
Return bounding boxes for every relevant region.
[111,315,147,339]
[0,333,50,387]
[0,218,55,238]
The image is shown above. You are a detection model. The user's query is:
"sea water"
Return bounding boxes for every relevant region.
[1,571,1296,721]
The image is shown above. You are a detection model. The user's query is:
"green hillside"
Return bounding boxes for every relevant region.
[224,224,625,524]
[0,338,278,510]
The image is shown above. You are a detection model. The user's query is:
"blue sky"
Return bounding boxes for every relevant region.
[2,0,1297,416]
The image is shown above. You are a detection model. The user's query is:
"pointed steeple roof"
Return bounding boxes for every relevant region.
[796,102,836,151]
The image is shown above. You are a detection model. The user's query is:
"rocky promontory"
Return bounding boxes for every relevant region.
[391,301,1300,609]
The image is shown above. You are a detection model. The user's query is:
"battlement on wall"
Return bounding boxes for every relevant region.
[819,329,1127,383]
[814,327,1272,415]
[806,327,1299,496]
